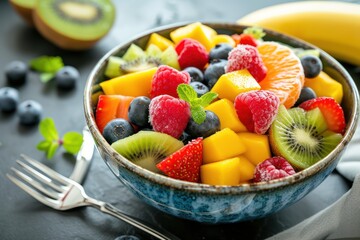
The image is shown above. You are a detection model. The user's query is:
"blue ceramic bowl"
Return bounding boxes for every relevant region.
[84,23,359,223]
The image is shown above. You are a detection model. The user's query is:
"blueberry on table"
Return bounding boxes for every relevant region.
[186,110,220,138]
[55,66,80,90]
[209,43,233,62]
[0,87,19,113]
[294,87,317,107]
[5,61,28,86]
[190,81,209,97]
[128,96,151,128]
[204,59,227,89]
[18,100,42,125]
[182,67,204,83]
[114,235,141,240]
[103,118,134,144]
[300,55,322,78]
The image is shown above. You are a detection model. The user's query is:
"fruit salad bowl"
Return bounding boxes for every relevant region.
[84,22,359,223]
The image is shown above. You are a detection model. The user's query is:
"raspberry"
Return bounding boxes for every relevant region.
[150,65,190,99]
[232,33,257,47]
[226,44,267,82]
[254,156,296,182]
[234,90,280,134]
[175,38,209,70]
[149,94,190,138]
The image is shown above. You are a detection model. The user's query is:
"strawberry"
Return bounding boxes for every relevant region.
[232,33,257,47]
[299,97,346,134]
[156,138,203,182]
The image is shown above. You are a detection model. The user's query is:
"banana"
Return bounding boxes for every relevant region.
[237,1,360,66]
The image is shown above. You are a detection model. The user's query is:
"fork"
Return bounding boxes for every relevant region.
[6,154,179,240]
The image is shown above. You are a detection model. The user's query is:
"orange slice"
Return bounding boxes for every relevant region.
[257,42,304,108]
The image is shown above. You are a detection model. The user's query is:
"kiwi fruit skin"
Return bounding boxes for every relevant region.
[33,0,115,50]
[270,105,342,170]
[9,0,35,25]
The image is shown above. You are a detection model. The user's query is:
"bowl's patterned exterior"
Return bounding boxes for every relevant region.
[84,23,359,223]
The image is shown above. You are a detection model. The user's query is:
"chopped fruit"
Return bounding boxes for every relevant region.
[299,97,346,134]
[146,33,174,51]
[160,46,181,70]
[146,44,162,58]
[175,38,209,70]
[103,118,134,144]
[226,44,267,82]
[294,87,317,107]
[211,35,236,48]
[257,42,305,108]
[304,71,343,104]
[150,65,190,99]
[202,128,246,164]
[189,81,209,97]
[204,59,227,89]
[209,43,233,61]
[128,96,151,128]
[111,131,184,173]
[100,67,158,97]
[270,105,343,169]
[237,132,271,165]
[234,90,280,134]
[211,69,261,102]
[170,22,215,51]
[104,56,126,78]
[300,55,322,78]
[200,157,241,186]
[182,67,204,83]
[205,98,247,132]
[185,110,220,138]
[122,44,146,62]
[95,95,135,133]
[253,156,296,182]
[149,95,190,138]
[232,33,258,47]
[157,138,203,182]
[237,156,256,183]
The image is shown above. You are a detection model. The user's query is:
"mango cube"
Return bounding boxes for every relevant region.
[146,33,174,51]
[212,34,236,47]
[237,132,271,165]
[100,67,157,97]
[203,128,246,164]
[201,157,241,186]
[304,71,343,104]
[211,70,260,102]
[237,156,255,183]
[205,99,247,132]
[170,22,215,51]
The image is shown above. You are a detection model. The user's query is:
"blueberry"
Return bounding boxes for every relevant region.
[5,61,28,86]
[209,43,233,62]
[185,110,220,138]
[55,66,80,90]
[300,55,322,78]
[0,87,19,113]
[294,87,317,107]
[114,235,141,240]
[103,118,134,144]
[18,100,42,125]
[190,82,209,97]
[128,96,151,128]
[204,59,227,89]
[182,67,204,83]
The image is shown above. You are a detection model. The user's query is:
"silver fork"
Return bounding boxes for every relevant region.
[7,154,179,240]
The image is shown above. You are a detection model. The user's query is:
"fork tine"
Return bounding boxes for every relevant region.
[20,154,70,185]
[6,173,59,209]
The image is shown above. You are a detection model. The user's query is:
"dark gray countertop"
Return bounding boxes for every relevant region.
[0,1,358,239]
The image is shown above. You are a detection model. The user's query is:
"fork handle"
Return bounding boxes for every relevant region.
[85,198,180,240]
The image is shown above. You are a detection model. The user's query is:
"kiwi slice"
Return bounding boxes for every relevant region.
[9,0,36,25]
[111,131,184,173]
[121,57,160,73]
[270,105,342,169]
[33,0,115,50]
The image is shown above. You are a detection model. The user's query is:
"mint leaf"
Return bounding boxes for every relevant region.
[177,84,197,102]
[39,118,59,141]
[63,132,83,154]
[30,56,64,73]
[40,73,56,83]
[199,92,218,107]
[191,105,207,124]
[36,140,51,151]
[47,142,59,159]
[243,27,266,40]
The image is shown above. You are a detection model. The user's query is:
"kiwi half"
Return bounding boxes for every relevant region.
[270,105,342,170]
[33,0,115,50]
[9,0,36,25]
[111,131,184,173]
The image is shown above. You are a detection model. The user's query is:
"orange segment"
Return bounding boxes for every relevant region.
[257,42,304,108]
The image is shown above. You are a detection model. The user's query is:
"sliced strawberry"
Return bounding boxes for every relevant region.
[299,97,346,134]
[156,138,203,182]
[231,33,257,47]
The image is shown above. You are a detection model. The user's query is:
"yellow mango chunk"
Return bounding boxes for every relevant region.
[211,69,260,102]
[237,155,255,183]
[203,128,246,164]
[205,99,247,132]
[170,22,214,51]
[212,34,236,47]
[304,71,343,104]
[146,33,174,51]
[100,67,157,97]
[237,132,271,165]
[201,157,241,186]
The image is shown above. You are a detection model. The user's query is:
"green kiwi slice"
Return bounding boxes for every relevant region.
[111,131,184,173]
[270,105,342,169]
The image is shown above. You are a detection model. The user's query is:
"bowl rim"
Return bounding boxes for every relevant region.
[84,22,360,194]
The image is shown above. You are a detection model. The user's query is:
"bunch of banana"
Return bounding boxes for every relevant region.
[237,1,360,66]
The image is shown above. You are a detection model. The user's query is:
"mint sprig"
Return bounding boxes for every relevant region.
[177,84,218,124]
[36,118,83,159]
[243,27,266,40]
[29,56,64,83]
